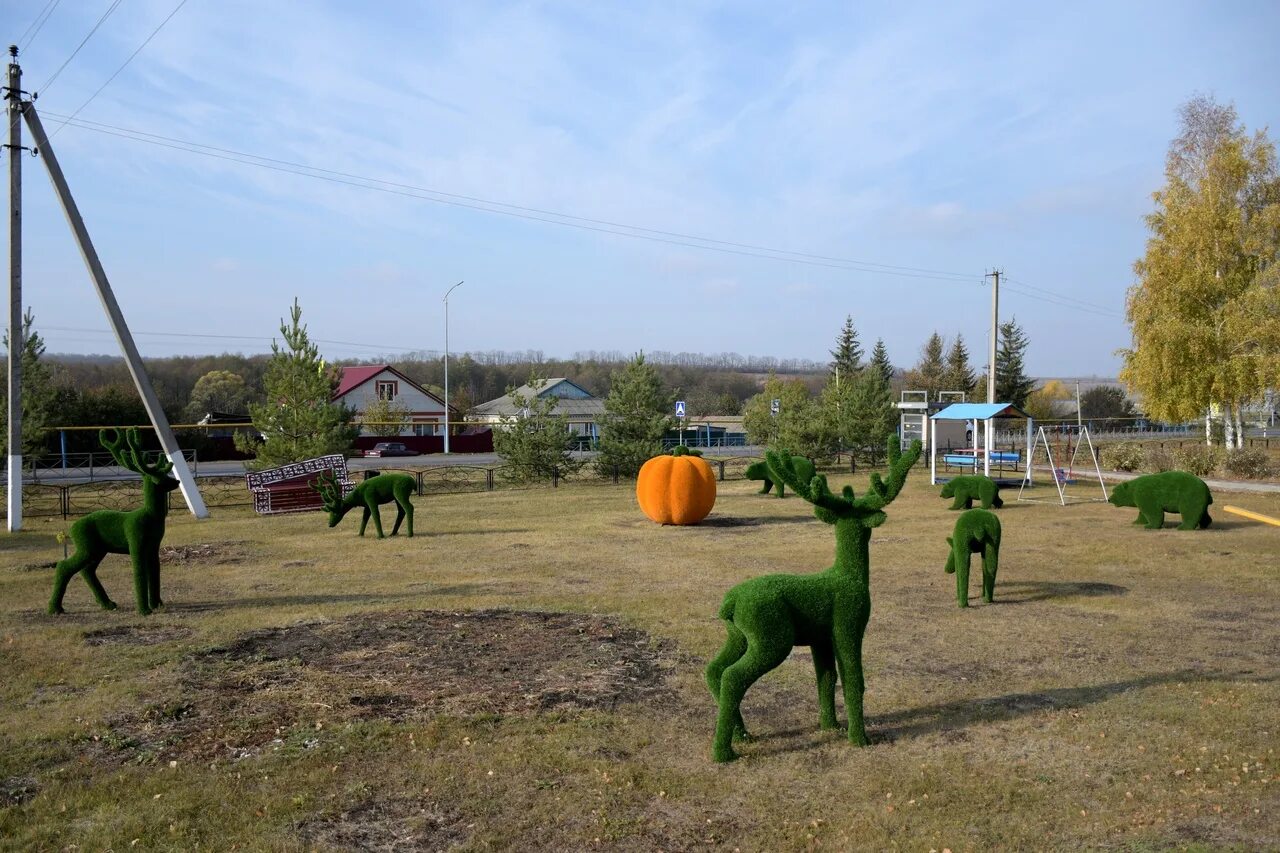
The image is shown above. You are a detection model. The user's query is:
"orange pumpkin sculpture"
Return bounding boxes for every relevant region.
[637,446,717,525]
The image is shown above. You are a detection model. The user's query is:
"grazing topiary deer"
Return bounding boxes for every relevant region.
[313,470,416,538]
[745,455,814,498]
[49,428,181,616]
[705,436,922,762]
[944,509,1002,607]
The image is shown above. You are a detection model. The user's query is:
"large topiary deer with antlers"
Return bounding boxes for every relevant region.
[49,428,182,616]
[312,470,416,538]
[705,436,922,762]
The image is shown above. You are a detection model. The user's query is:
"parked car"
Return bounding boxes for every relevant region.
[364,442,421,458]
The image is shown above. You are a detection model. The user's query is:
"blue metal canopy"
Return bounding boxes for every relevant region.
[931,403,1029,421]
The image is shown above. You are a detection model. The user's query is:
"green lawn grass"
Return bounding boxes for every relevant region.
[1,470,1277,850]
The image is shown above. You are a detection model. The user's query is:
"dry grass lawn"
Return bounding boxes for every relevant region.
[1,468,1277,851]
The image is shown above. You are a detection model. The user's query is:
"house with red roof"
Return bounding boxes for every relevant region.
[334,365,449,437]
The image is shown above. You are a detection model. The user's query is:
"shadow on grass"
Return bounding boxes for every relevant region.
[994,580,1128,603]
[746,669,1272,755]
[698,515,817,528]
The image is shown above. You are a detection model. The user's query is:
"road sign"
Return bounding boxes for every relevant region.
[770,398,780,416]
[675,400,686,419]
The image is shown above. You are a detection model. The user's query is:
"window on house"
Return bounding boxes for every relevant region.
[376,380,398,401]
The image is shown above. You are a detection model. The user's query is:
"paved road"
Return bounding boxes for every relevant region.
[20,446,767,484]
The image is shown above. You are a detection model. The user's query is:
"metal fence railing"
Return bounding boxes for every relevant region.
[2,449,901,521]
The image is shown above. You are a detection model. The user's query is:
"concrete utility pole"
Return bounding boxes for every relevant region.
[986,269,1001,404]
[442,280,463,454]
[22,102,208,517]
[6,47,23,531]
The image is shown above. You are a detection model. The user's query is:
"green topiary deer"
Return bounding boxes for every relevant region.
[313,470,416,538]
[745,455,813,498]
[49,428,181,616]
[944,509,1002,607]
[705,436,922,762]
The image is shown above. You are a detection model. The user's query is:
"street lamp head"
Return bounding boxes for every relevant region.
[444,280,465,302]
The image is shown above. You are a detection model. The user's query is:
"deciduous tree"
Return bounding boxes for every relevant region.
[1120,95,1280,447]
[184,370,253,422]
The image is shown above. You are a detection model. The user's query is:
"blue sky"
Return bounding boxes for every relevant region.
[4,0,1278,376]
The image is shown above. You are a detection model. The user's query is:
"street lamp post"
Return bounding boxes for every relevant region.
[443,281,464,454]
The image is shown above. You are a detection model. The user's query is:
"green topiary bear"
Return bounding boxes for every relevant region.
[50,428,181,616]
[313,470,417,537]
[745,455,814,498]
[939,475,1003,510]
[705,436,922,762]
[1107,471,1212,530]
[944,509,1001,607]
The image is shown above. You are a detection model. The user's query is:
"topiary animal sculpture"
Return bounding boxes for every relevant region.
[1107,471,1212,530]
[939,475,1003,510]
[944,509,1002,607]
[49,428,181,616]
[705,436,922,762]
[313,470,416,537]
[745,455,814,498]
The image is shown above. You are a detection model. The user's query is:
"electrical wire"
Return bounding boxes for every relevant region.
[37,0,125,94]
[41,324,430,354]
[40,110,985,284]
[1004,275,1117,314]
[18,0,62,51]
[48,0,189,140]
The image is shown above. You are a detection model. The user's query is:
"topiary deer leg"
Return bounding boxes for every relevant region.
[367,497,386,538]
[80,561,118,612]
[148,550,163,610]
[712,641,790,762]
[50,549,110,614]
[811,639,838,730]
[358,507,372,537]
[391,503,406,536]
[129,538,153,616]
[705,623,749,740]
[982,541,998,603]
[835,624,869,746]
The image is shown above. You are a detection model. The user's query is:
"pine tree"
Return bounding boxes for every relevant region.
[868,338,894,386]
[493,375,585,482]
[994,318,1035,407]
[236,298,357,468]
[830,315,863,378]
[845,366,896,452]
[1,309,57,459]
[903,332,947,400]
[596,353,673,477]
[942,334,977,397]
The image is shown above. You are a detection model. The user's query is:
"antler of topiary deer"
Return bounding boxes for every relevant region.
[312,470,416,538]
[49,428,182,616]
[705,436,922,762]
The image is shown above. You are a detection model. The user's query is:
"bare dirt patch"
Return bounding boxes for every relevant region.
[159,541,250,565]
[103,610,677,763]
[298,797,469,852]
[82,624,194,646]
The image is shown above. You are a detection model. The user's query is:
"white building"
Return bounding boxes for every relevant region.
[334,365,450,437]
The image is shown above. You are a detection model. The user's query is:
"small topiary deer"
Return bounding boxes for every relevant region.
[49,428,181,616]
[944,509,1002,607]
[313,470,416,538]
[745,455,814,498]
[705,436,922,762]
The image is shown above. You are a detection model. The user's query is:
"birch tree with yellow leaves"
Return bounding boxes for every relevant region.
[1120,95,1280,447]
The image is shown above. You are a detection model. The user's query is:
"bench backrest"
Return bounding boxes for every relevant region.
[246,454,352,514]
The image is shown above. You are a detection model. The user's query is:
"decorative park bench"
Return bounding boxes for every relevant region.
[245,454,354,515]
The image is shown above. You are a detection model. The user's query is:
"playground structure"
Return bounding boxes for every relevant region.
[1018,424,1109,505]
[926,402,1033,487]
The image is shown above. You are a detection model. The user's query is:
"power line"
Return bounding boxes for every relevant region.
[41,110,984,284]
[49,0,190,139]
[42,324,430,354]
[1004,275,1117,314]
[37,0,125,94]
[1001,282,1123,319]
[18,0,62,51]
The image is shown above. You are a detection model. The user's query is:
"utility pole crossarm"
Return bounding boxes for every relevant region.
[21,101,208,518]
